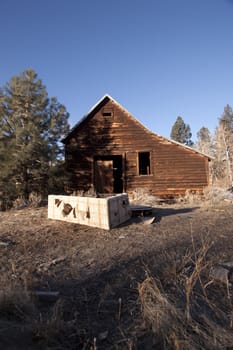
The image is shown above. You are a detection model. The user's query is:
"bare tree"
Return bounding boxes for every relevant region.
[212,105,233,187]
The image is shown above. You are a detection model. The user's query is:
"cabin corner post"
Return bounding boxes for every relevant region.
[123,152,127,193]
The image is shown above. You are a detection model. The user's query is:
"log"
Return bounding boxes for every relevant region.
[33,291,60,301]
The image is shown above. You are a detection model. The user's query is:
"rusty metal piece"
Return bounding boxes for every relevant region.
[62,203,73,216]
[86,207,90,218]
[55,198,62,207]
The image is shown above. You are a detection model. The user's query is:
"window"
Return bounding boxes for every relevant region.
[138,152,151,175]
[102,108,113,117]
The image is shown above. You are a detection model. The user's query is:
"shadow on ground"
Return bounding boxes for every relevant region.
[154,206,200,217]
[120,206,199,227]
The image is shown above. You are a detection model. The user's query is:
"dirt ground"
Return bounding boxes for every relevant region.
[0,201,233,349]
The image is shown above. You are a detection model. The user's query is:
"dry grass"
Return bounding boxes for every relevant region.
[138,235,233,350]
[129,188,159,206]
[0,286,36,322]
[31,299,64,344]
[177,186,233,206]
[0,284,65,349]
[139,276,189,349]
[139,274,233,349]
[202,186,233,205]
[184,234,213,322]
[1,202,233,349]
[129,186,233,208]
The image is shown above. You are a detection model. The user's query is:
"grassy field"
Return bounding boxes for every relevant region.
[0,197,233,349]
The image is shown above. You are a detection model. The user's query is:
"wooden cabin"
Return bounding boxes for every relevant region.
[63,95,211,197]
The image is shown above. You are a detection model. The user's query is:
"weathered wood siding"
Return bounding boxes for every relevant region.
[64,97,210,196]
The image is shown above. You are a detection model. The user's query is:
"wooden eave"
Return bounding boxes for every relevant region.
[62,94,212,161]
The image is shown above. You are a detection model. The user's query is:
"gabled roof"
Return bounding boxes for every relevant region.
[62,94,212,160]
[62,94,112,143]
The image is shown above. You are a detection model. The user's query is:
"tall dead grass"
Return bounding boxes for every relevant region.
[176,186,233,206]
[0,284,64,348]
[129,188,158,206]
[0,287,36,322]
[129,186,233,208]
[139,276,189,349]
[138,236,233,350]
[203,186,233,205]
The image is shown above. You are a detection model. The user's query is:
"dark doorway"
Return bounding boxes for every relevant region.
[94,155,123,194]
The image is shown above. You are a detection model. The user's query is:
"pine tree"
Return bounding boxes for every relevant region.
[219,104,233,132]
[0,69,70,202]
[170,116,193,146]
[196,127,212,155]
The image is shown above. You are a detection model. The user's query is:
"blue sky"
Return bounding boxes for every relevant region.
[1,0,233,141]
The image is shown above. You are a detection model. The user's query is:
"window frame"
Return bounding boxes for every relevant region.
[137,151,152,176]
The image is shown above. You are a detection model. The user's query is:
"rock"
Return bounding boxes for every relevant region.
[98,330,108,341]
[209,264,233,285]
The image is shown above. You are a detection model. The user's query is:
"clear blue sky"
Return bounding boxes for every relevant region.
[1,0,233,140]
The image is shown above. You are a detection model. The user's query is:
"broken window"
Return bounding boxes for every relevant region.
[138,152,151,175]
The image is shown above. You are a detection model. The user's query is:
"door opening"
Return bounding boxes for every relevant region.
[94,155,123,194]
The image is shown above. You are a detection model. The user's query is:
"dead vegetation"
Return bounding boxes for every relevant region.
[0,193,233,349]
[139,235,233,350]
[129,186,233,208]
[129,188,160,206]
[177,186,233,206]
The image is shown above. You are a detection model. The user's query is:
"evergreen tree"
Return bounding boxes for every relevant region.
[0,89,17,207]
[170,116,193,146]
[219,104,233,132]
[196,127,212,155]
[0,69,70,202]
